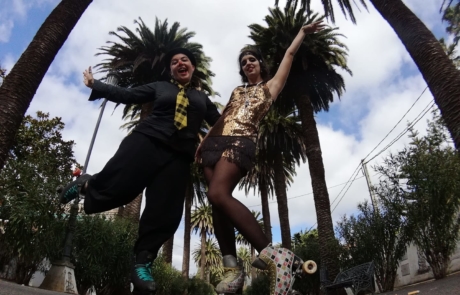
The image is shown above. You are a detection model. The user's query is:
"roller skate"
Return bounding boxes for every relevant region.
[251,245,317,295]
[215,255,245,294]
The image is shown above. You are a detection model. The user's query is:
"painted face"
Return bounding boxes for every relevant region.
[240,54,261,80]
[170,53,195,85]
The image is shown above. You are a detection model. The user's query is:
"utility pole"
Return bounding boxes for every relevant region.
[361,159,378,213]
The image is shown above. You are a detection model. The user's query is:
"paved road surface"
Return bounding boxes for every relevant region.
[1,272,459,294]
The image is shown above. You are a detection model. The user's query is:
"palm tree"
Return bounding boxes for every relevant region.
[249,4,350,281]
[257,104,306,250]
[191,201,214,281]
[95,17,217,222]
[237,246,252,279]
[192,238,222,283]
[236,210,264,280]
[276,0,460,150]
[0,0,93,171]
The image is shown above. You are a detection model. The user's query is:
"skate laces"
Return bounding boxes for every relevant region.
[63,185,79,202]
[135,263,154,282]
[221,267,242,283]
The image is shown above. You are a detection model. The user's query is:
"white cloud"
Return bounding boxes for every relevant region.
[0,20,14,43]
[3,0,446,273]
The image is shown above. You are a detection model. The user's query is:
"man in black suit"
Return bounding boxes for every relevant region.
[59,48,220,295]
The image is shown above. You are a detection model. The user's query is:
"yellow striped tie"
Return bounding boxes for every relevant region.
[172,80,189,130]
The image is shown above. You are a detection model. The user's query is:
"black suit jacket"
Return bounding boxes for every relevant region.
[89,80,221,158]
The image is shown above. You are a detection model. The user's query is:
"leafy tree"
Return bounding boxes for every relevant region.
[375,110,460,279]
[0,0,93,171]
[336,199,408,292]
[0,64,5,86]
[440,1,460,67]
[278,0,460,150]
[291,229,322,295]
[0,112,77,284]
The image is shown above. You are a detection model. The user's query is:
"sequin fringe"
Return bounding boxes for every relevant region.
[200,136,256,172]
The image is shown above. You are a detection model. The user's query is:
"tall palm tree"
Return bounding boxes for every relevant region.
[192,238,223,283]
[277,0,460,150]
[0,0,93,171]
[191,201,214,281]
[257,104,306,249]
[95,17,217,222]
[249,4,350,281]
[236,210,264,280]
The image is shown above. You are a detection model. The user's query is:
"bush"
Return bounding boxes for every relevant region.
[152,256,215,295]
[72,215,138,295]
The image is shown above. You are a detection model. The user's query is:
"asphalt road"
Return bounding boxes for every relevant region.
[1,271,459,294]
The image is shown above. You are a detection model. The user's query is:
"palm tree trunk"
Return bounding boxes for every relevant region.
[273,151,292,250]
[260,184,273,243]
[294,95,341,286]
[371,0,460,150]
[182,181,193,278]
[0,0,93,171]
[118,192,142,222]
[200,230,206,280]
[250,245,257,280]
[162,236,174,265]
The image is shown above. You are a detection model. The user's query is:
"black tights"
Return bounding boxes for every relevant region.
[204,158,269,256]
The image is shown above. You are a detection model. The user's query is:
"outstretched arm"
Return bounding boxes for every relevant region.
[83,66,156,104]
[266,21,325,100]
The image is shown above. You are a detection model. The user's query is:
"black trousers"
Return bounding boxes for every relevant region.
[83,131,190,256]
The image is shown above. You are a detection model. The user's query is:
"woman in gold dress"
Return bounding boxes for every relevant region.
[197,21,325,295]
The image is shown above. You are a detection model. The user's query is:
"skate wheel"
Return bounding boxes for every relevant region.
[56,185,64,194]
[302,260,317,274]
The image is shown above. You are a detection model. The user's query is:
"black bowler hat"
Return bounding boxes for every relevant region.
[164,48,197,67]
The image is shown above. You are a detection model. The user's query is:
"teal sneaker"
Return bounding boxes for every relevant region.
[59,174,91,204]
[131,251,156,295]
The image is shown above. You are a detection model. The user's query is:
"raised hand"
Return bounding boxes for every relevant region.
[301,20,326,34]
[83,66,94,88]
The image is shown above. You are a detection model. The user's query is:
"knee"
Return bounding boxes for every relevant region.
[206,186,225,208]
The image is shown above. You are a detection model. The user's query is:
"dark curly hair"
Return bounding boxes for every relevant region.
[238,47,271,83]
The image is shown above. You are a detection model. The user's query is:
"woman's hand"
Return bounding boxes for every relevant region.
[83,66,94,88]
[301,20,326,34]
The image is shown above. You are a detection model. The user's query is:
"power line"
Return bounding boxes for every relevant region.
[331,168,362,213]
[245,175,365,208]
[363,86,429,162]
[329,163,362,208]
[365,101,435,164]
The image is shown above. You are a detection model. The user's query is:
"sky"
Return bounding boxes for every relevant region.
[0,0,451,277]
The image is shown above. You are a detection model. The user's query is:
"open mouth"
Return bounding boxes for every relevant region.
[178,67,188,75]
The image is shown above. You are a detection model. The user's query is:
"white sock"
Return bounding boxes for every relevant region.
[223,255,237,267]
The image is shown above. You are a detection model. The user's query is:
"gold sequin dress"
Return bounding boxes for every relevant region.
[201,82,273,171]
